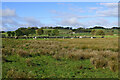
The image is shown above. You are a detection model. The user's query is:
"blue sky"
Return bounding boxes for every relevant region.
[1,2,118,31]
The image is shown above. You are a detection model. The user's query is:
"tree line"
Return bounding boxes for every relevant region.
[4,27,59,37]
[1,26,119,37]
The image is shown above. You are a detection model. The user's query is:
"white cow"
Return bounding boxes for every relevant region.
[33,36,37,39]
[79,36,82,38]
[91,37,93,39]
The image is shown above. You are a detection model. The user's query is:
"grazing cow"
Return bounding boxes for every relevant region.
[15,36,18,39]
[101,36,104,38]
[33,36,37,39]
[91,37,93,39]
[79,36,82,38]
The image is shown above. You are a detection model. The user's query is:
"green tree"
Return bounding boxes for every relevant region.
[21,29,31,36]
[15,27,34,36]
[96,30,105,36]
[11,32,15,36]
[27,27,36,35]
[91,30,96,35]
[2,34,6,38]
[24,29,30,36]
[15,29,23,36]
[47,30,52,36]
[36,28,44,35]
[15,27,27,36]
[7,31,12,37]
[52,29,59,36]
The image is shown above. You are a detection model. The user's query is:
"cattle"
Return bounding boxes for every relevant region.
[91,37,93,39]
[15,36,18,39]
[79,36,82,38]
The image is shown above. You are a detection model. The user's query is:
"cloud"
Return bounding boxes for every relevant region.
[96,8,118,17]
[50,10,90,19]
[50,8,117,28]
[58,17,84,27]
[86,18,117,28]
[57,17,117,28]
[23,17,43,26]
[69,7,84,13]
[1,8,43,31]
[99,3,118,8]
[56,2,73,6]
[56,3,65,5]
[95,3,118,17]
[89,7,103,11]
[0,8,16,17]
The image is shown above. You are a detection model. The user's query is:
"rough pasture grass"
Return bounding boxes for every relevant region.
[2,38,119,78]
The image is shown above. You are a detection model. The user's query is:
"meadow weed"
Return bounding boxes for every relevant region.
[17,49,30,57]
[108,61,118,72]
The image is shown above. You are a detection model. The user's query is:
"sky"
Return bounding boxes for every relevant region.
[1,2,118,31]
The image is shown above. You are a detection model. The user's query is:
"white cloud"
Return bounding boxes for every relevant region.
[89,7,103,10]
[1,8,43,31]
[86,18,117,28]
[0,8,16,17]
[95,3,118,17]
[56,17,89,28]
[96,8,118,17]
[69,7,84,13]
[99,3,118,8]
[57,17,117,28]
[50,10,90,19]
[23,17,43,26]
[50,8,117,28]
[58,17,83,27]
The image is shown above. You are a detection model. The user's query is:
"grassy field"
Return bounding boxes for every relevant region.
[2,38,119,78]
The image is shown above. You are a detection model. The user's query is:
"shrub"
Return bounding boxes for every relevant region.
[52,29,59,36]
[2,54,7,62]
[6,68,35,78]
[15,29,23,36]
[36,28,44,35]
[53,54,61,60]
[91,30,96,35]
[25,58,36,66]
[68,52,91,60]
[98,51,111,58]
[2,34,6,38]
[7,31,12,37]
[108,53,118,61]
[90,56,108,69]
[81,46,88,50]
[2,48,12,55]
[17,49,30,57]
[68,53,76,59]
[108,61,118,72]
[96,30,105,36]
[11,32,15,36]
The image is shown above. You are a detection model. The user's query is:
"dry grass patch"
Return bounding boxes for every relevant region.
[6,68,35,78]
[17,49,30,57]
[108,61,118,72]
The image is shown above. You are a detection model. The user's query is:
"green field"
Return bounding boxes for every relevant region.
[2,38,119,78]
